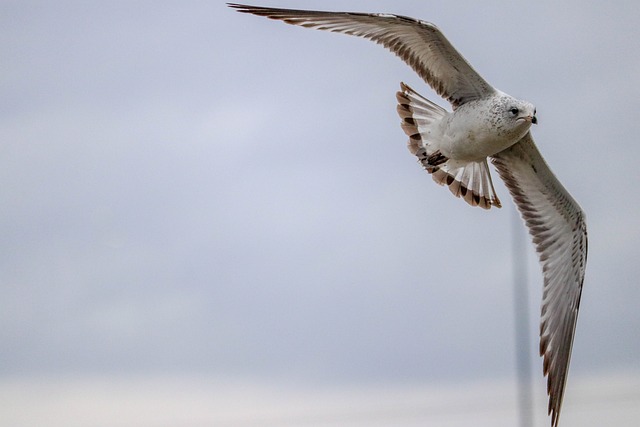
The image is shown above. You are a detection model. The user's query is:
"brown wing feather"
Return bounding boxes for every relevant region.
[228,3,495,108]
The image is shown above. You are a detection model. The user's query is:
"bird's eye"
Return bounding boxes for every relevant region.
[510,108,519,115]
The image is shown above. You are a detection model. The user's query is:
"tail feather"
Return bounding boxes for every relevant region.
[435,160,502,209]
[397,82,446,162]
[396,82,501,209]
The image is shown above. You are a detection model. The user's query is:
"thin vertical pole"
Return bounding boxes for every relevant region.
[512,207,534,427]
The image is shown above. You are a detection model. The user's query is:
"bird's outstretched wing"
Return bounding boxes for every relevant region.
[228,3,495,108]
[491,133,587,427]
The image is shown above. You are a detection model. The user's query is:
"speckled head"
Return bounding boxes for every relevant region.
[507,98,537,125]
[490,94,537,141]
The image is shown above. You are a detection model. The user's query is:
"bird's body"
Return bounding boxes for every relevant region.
[419,93,536,161]
[397,86,538,207]
[229,4,588,426]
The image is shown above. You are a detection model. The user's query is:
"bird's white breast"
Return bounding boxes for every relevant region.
[429,96,531,161]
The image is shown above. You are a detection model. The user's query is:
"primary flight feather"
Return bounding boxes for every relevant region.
[229,4,587,426]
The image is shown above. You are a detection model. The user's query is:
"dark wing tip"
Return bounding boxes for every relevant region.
[227,3,291,16]
[227,3,247,11]
[228,3,274,15]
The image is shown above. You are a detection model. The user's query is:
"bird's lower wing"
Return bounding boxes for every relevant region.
[491,133,587,427]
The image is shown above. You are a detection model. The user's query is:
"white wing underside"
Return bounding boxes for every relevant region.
[492,133,587,426]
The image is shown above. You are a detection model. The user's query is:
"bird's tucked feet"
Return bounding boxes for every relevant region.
[397,83,501,209]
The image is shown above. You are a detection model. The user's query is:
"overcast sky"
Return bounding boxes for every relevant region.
[2,1,640,426]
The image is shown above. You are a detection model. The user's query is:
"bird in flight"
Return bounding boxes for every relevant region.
[229,4,588,426]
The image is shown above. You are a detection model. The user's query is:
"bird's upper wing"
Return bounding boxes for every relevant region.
[491,133,587,427]
[228,3,495,108]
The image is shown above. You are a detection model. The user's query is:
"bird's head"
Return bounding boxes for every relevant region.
[507,100,537,126]
[489,94,538,142]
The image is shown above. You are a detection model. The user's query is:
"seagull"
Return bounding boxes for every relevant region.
[229,4,588,426]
